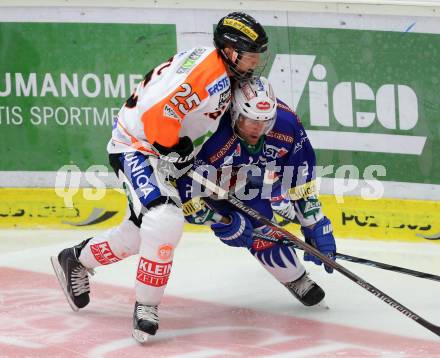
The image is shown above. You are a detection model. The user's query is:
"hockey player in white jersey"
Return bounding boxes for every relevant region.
[50,12,269,343]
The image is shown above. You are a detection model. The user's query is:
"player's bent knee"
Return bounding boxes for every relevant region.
[140,204,184,248]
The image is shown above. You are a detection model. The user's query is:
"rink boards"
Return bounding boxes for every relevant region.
[1,8,439,245]
[0,188,438,243]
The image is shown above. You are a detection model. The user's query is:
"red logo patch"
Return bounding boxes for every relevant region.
[252,239,276,251]
[256,101,271,110]
[278,148,288,157]
[90,242,121,265]
[157,244,173,260]
[137,257,172,287]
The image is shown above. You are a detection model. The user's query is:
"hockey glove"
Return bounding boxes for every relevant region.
[182,197,223,225]
[153,136,194,179]
[211,211,253,248]
[301,216,336,273]
[271,196,296,221]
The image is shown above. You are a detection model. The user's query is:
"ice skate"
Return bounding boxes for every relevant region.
[51,243,93,311]
[132,301,159,343]
[284,272,325,306]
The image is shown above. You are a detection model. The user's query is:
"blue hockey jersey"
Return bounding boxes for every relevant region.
[177,100,318,225]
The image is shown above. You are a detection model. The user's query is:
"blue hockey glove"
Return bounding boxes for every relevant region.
[211,211,253,248]
[301,216,336,273]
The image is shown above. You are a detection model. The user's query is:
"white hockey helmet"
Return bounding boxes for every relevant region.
[230,76,277,135]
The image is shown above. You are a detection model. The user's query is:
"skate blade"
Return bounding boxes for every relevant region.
[132,329,150,343]
[50,256,79,312]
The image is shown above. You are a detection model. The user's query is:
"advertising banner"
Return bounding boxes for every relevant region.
[0,22,176,171]
[265,26,440,186]
[0,8,439,239]
[1,21,438,186]
[0,188,126,229]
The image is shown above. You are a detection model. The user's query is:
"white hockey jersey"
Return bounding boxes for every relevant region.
[107,47,232,156]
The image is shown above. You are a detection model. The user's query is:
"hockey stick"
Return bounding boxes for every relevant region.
[252,231,440,283]
[188,169,440,338]
[270,212,440,283]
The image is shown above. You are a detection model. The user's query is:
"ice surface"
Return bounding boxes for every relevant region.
[1,229,439,357]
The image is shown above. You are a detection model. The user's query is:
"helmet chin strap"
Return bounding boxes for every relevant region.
[220,49,254,80]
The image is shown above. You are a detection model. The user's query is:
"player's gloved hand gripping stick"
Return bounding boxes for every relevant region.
[187,169,440,338]
[270,209,440,283]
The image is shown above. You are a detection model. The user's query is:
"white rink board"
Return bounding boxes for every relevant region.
[1,6,440,200]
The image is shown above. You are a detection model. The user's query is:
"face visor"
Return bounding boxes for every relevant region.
[224,49,270,80]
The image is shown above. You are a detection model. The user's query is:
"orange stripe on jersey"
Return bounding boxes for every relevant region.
[118,121,158,155]
[142,50,227,147]
[111,138,131,147]
[112,138,156,155]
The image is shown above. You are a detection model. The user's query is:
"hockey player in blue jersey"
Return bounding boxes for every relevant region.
[177,76,336,306]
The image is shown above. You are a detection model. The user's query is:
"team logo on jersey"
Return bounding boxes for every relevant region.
[279,148,288,157]
[207,75,230,96]
[256,101,271,110]
[264,144,288,159]
[177,48,206,74]
[163,104,181,121]
[293,136,309,154]
[267,130,294,144]
[218,89,232,107]
[209,135,238,163]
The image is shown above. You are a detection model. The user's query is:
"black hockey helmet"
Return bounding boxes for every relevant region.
[214,12,268,79]
[214,12,268,53]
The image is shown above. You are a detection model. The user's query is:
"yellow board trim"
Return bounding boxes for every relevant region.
[1,188,438,243]
[0,188,126,229]
[277,194,440,243]
[321,195,440,242]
